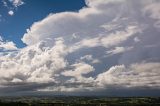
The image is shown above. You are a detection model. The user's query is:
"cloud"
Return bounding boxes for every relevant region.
[61,62,94,81]
[9,0,24,7]
[134,37,140,42]
[80,55,100,64]
[21,0,129,45]
[86,0,125,8]
[0,38,68,85]
[1,0,24,17]
[0,0,160,96]
[8,10,14,16]
[96,62,160,89]
[0,36,17,50]
[69,25,141,52]
[106,46,133,56]
[142,0,160,28]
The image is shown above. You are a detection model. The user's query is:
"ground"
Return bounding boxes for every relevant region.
[0,97,160,106]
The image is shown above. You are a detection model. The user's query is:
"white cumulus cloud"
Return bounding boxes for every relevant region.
[96,62,160,88]
[0,0,160,96]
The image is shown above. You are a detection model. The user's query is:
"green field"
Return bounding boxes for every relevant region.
[0,97,160,106]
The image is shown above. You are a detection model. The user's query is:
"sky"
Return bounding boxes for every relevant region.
[0,0,160,96]
[0,0,85,48]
